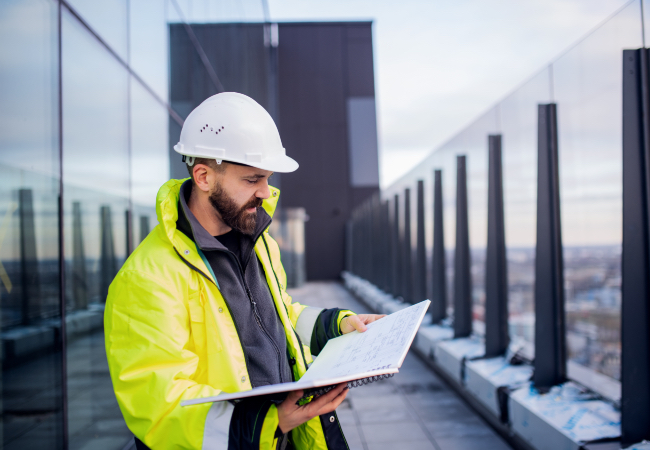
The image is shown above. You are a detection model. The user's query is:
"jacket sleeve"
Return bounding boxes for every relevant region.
[105,269,279,450]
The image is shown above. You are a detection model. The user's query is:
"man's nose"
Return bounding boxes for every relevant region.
[256,180,271,199]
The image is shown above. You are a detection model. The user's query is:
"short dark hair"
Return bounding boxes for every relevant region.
[186,158,227,184]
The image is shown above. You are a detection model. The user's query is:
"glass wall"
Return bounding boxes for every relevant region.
[0,0,251,447]
[1,0,63,448]
[368,0,645,394]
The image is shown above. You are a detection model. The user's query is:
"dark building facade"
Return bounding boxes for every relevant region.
[169,22,380,280]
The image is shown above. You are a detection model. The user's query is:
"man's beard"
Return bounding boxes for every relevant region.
[209,183,263,235]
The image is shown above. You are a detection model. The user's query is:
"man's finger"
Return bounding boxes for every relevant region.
[313,385,349,416]
[349,316,367,332]
[305,383,347,412]
[283,389,304,408]
[286,389,304,401]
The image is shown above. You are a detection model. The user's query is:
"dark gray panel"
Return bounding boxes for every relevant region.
[485,135,509,357]
[403,188,413,303]
[350,186,380,210]
[621,48,650,446]
[345,24,375,97]
[347,97,380,187]
[454,156,472,338]
[431,169,447,323]
[415,180,427,303]
[533,104,566,391]
[278,23,377,279]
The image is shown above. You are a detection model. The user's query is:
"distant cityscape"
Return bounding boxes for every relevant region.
[465,245,621,381]
[2,245,623,382]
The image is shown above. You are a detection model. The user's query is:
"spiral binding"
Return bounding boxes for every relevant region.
[297,373,395,404]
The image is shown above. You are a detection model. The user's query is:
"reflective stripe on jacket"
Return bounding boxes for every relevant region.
[105,179,353,449]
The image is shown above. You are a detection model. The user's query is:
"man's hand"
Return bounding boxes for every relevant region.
[277,383,348,433]
[340,314,386,334]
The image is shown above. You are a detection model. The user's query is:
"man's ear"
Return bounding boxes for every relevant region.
[192,164,212,193]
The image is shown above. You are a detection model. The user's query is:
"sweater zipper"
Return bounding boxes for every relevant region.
[261,234,310,370]
[228,249,285,384]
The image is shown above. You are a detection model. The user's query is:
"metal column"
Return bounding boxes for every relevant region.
[453,156,472,337]
[100,205,117,303]
[392,195,401,298]
[72,202,88,310]
[485,135,509,357]
[403,188,413,303]
[140,215,150,243]
[431,169,447,323]
[621,48,650,446]
[19,188,41,325]
[381,200,391,293]
[415,180,427,302]
[533,103,566,391]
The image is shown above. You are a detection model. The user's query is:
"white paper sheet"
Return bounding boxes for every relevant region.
[300,299,430,382]
[181,300,430,406]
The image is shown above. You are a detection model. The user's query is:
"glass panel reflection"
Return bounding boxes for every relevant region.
[63,0,127,61]
[553,0,642,381]
[0,0,64,448]
[383,107,498,325]
[62,9,131,449]
[129,0,168,101]
[500,68,552,349]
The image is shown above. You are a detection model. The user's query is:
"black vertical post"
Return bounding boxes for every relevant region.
[125,209,133,256]
[359,205,366,279]
[364,199,374,283]
[454,156,472,337]
[100,205,117,303]
[431,169,447,323]
[351,211,359,276]
[533,103,566,391]
[372,195,382,287]
[379,200,390,292]
[403,188,413,303]
[485,135,509,357]
[621,48,650,446]
[345,219,353,273]
[351,211,358,276]
[357,208,363,279]
[72,202,88,310]
[139,215,150,243]
[19,188,41,325]
[392,194,401,299]
[415,180,427,302]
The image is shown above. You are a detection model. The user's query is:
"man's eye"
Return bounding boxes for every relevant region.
[245,179,257,184]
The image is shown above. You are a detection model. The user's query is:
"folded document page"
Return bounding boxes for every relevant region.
[182,299,430,406]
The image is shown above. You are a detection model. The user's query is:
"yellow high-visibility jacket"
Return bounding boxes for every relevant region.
[105,179,352,449]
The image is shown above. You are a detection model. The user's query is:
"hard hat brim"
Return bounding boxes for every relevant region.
[174,144,299,173]
[245,154,299,173]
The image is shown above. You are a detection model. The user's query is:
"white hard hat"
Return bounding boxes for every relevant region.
[173,92,298,173]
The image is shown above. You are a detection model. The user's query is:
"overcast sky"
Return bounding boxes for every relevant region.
[264,0,634,187]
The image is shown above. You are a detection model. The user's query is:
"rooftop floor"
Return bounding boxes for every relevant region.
[288,281,514,450]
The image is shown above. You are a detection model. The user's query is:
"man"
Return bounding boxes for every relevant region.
[105,92,384,450]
